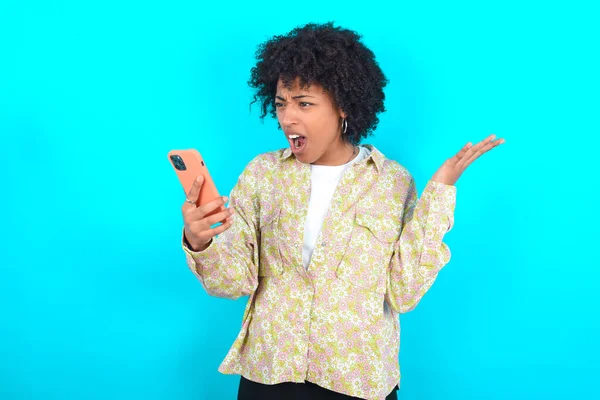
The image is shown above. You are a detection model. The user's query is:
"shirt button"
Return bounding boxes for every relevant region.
[321,242,327,247]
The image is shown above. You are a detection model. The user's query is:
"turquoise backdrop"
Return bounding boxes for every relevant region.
[1,1,598,399]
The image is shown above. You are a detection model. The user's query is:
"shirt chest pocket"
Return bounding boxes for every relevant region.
[258,208,285,277]
[336,211,401,294]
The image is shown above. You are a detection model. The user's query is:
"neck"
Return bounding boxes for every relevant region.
[312,141,357,166]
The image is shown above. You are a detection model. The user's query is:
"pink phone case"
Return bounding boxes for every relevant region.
[167,149,226,220]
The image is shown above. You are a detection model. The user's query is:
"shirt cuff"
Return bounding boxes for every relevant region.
[424,180,457,231]
[181,228,213,256]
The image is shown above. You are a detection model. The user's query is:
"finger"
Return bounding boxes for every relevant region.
[453,142,473,162]
[195,217,233,241]
[190,195,229,220]
[203,208,235,227]
[460,137,504,169]
[210,218,234,236]
[456,134,497,169]
[469,137,503,160]
[182,175,204,210]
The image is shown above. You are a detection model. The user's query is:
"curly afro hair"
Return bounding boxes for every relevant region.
[248,22,388,145]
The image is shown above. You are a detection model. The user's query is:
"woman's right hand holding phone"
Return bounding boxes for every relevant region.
[182,175,234,252]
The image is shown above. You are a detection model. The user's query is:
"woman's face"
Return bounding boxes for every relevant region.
[275,77,353,165]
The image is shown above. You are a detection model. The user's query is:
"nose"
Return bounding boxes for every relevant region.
[279,105,299,130]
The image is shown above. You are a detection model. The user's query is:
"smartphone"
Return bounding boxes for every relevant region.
[167,149,226,221]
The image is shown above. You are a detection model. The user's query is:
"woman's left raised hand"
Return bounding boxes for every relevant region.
[431,134,505,186]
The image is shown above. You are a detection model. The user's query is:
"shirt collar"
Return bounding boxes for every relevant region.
[280,144,385,172]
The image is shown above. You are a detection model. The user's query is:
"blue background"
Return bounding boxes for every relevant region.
[1,1,598,399]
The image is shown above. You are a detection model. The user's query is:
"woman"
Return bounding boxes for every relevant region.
[180,22,504,400]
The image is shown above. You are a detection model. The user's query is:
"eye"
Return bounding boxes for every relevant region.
[274,102,285,108]
[299,102,313,107]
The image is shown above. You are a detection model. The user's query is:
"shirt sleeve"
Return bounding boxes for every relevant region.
[385,177,457,314]
[181,158,261,300]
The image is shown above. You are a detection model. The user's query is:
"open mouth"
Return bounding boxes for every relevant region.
[288,134,307,153]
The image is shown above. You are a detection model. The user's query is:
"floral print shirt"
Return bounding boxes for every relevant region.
[182,144,457,399]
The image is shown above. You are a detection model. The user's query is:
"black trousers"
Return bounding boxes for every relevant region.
[238,376,399,400]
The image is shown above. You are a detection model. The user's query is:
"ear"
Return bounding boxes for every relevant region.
[339,109,347,119]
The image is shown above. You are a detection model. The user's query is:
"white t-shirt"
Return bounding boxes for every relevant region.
[302,146,370,269]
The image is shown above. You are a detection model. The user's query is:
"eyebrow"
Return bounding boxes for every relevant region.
[275,95,315,101]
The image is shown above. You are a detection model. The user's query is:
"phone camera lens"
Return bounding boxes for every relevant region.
[170,155,187,171]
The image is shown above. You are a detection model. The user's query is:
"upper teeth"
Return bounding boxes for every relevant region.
[289,135,300,139]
